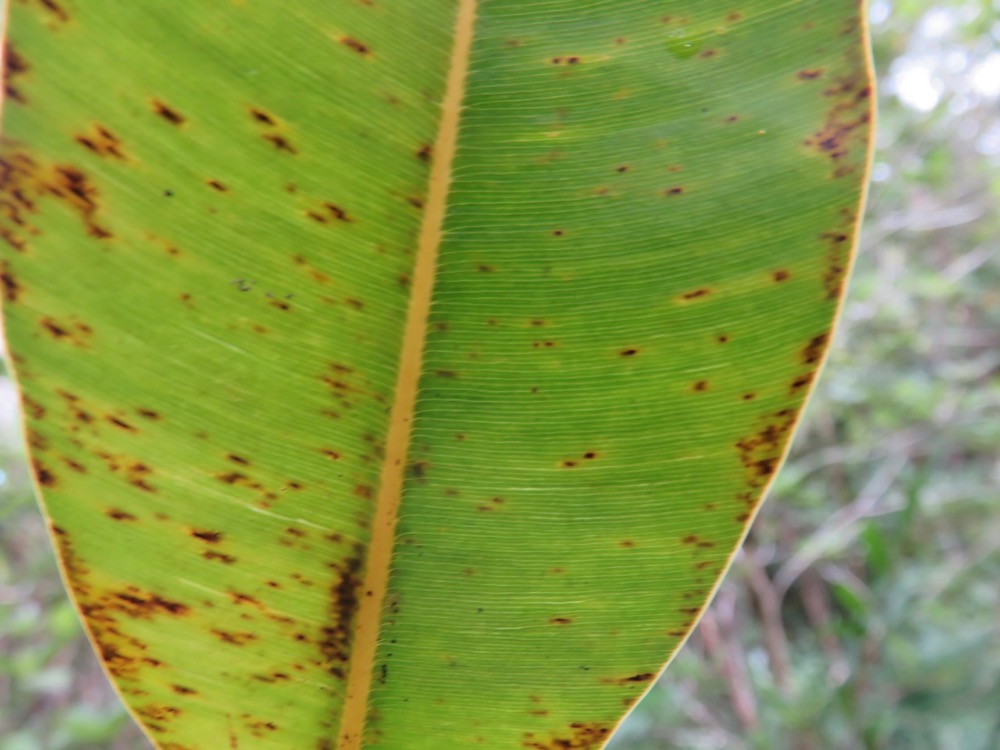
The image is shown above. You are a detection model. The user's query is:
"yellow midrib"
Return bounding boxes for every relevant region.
[334,2,478,748]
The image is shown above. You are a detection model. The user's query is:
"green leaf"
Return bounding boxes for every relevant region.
[0,1,872,748]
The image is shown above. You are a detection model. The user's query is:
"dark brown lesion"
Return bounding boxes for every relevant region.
[212,629,257,646]
[820,215,855,299]
[802,33,872,177]
[21,394,46,420]
[318,543,364,680]
[49,531,166,686]
[52,164,114,238]
[802,332,830,365]
[3,43,30,104]
[798,68,824,80]
[111,589,190,618]
[31,457,57,486]
[151,99,186,125]
[74,124,127,161]
[601,672,655,685]
[203,551,238,564]
[263,133,297,154]
[735,408,798,493]
[340,37,371,55]
[249,107,277,126]
[106,508,137,521]
[306,202,352,224]
[680,287,711,301]
[105,415,138,432]
[191,529,223,543]
[39,316,95,346]
[522,722,612,749]
[1,261,22,302]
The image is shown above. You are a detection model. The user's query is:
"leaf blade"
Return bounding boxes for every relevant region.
[1,1,873,748]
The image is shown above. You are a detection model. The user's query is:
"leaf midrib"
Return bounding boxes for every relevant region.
[335,2,478,747]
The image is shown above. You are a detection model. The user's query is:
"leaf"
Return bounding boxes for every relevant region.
[0,1,872,748]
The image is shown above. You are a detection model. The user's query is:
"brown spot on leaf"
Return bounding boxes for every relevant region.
[803,60,872,173]
[50,165,113,238]
[62,457,86,473]
[549,617,572,625]
[21,395,45,420]
[106,415,138,433]
[112,590,189,618]
[3,43,30,105]
[151,100,185,125]
[74,125,126,161]
[790,372,814,393]
[191,529,223,544]
[603,672,655,685]
[106,508,137,522]
[735,408,798,491]
[203,551,238,564]
[32,459,57,486]
[341,37,371,55]
[522,722,611,750]
[128,463,157,493]
[680,288,711,301]
[212,629,257,646]
[249,108,277,126]
[802,332,830,365]
[821,227,853,298]
[263,134,297,154]
[31,0,70,22]
[317,202,351,222]
[320,544,363,679]
[40,317,69,338]
[1,262,22,302]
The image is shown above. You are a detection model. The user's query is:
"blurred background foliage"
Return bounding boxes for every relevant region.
[1,2,997,748]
